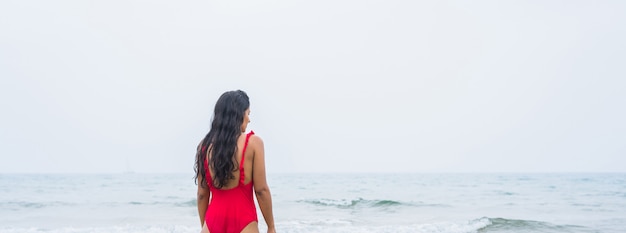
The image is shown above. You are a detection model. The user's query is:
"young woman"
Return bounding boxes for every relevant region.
[194,90,276,233]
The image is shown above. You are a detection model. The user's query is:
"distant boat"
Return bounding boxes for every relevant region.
[124,156,136,174]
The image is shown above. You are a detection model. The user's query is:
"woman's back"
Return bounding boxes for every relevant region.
[206,132,256,189]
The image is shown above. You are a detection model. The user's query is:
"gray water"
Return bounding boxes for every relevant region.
[0,173,624,233]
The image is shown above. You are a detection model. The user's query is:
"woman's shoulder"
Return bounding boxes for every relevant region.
[247,132,264,148]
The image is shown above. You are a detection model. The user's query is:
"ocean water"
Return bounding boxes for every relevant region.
[0,173,624,233]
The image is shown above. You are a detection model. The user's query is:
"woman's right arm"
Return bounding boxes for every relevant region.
[197,141,211,228]
[197,176,211,227]
[252,136,276,233]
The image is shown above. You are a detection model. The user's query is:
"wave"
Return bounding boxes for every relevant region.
[478,217,597,233]
[0,199,197,210]
[0,219,490,233]
[0,225,197,233]
[266,217,492,233]
[125,199,196,207]
[174,199,196,207]
[299,198,402,208]
[298,198,448,209]
[0,218,599,233]
[275,217,597,233]
[0,201,77,210]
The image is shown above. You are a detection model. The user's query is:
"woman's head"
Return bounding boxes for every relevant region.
[212,90,250,133]
[195,90,251,188]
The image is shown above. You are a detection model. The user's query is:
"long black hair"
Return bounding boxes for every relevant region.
[195,90,250,189]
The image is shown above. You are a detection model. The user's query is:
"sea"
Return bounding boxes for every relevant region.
[0,173,624,233]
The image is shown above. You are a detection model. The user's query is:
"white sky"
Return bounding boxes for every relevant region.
[1,0,625,173]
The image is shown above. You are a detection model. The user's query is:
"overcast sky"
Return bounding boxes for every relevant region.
[1,0,625,173]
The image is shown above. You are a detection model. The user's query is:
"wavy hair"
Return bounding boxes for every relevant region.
[195,90,250,189]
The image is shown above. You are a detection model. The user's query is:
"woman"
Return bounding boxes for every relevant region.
[195,90,276,233]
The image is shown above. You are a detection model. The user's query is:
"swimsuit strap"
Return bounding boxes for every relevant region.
[239,131,255,185]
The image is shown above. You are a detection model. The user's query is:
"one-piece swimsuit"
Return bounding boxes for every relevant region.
[203,131,258,233]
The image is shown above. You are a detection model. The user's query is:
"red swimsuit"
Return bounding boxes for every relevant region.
[204,131,258,233]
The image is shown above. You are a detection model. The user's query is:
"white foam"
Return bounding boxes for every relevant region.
[0,225,198,233]
[0,218,491,233]
[261,217,492,233]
